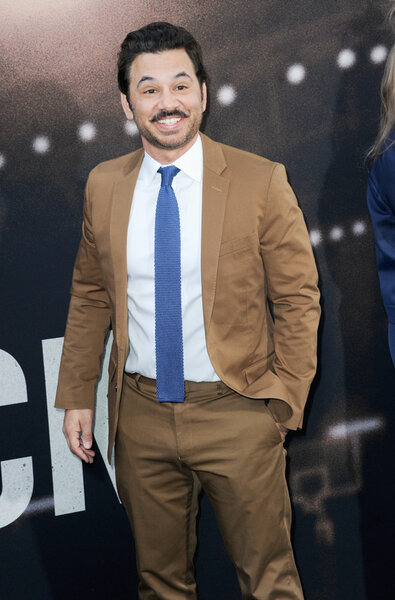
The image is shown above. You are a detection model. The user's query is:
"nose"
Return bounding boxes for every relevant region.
[157,87,179,111]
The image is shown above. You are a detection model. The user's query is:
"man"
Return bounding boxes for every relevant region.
[56,22,320,599]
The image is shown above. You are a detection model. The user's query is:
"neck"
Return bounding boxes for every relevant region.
[142,133,199,165]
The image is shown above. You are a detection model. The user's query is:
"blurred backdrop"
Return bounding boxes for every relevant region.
[0,1,394,598]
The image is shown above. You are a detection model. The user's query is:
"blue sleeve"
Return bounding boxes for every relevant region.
[367,141,395,365]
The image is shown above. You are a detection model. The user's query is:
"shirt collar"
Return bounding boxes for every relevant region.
[139,134,203,184]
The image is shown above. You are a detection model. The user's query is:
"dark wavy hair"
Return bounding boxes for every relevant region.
[118,22,207,100]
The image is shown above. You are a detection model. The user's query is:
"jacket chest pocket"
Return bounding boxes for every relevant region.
[212,233,260,325]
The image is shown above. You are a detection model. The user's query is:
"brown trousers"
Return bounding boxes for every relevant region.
[115,373,303,600]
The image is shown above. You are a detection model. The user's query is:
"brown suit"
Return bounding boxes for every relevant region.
[56,133,320,454]
[56,132,320,598]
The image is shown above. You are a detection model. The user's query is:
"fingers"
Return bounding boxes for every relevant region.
[63,409,95,464]
[81,422,93,450]
[275,422,289,442]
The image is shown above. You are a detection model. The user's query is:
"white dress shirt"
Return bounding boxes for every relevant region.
[125,135,220,381]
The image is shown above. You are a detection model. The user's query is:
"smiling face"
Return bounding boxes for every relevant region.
[121,48,207,164]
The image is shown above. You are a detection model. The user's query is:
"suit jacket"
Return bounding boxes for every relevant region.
[55,133,321,461]
[367,132,395,366]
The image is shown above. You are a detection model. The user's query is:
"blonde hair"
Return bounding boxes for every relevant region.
[390,1,395,28]
[367,3,395,164]
[366,43,395,164]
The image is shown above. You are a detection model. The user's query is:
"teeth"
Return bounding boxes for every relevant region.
[157,117,181,124]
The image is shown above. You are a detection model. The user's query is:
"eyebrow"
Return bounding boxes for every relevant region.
[174,71,192,81]
[136,71,193,88]
[136,76,154,88]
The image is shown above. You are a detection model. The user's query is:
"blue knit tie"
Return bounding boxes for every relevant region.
[155,166,184,402]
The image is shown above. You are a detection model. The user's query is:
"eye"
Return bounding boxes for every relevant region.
[176,84,188,91]
[143,88,156,94]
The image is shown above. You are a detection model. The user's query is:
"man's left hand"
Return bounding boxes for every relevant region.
[275,422,289,441]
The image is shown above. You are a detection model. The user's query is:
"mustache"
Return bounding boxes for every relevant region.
[150,110,189,122]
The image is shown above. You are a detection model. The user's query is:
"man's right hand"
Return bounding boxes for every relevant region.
[62,409,95,464]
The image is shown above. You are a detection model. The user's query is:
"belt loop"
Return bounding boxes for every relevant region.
[125,371,142,390]
[134,372,142,390]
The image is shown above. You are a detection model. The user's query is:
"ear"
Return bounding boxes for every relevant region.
[201,82,207,113]
[120,93,134,120]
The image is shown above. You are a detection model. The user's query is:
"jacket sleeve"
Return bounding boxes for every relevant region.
[259,163,321,429]
[367,147,395,366]
[55,173,112,410]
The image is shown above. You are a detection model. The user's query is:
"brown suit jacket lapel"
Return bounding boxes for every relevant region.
[110,148,144,357]
[200,133,229,333]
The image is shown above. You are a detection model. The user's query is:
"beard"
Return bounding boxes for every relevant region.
[131,107,203,150]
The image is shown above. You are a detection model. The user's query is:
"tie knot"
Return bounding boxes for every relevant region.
[158,165,180,187]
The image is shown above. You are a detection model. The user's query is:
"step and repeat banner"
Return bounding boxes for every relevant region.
[1,1,394,598]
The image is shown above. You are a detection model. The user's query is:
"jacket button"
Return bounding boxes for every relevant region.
[115,383,118,391]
